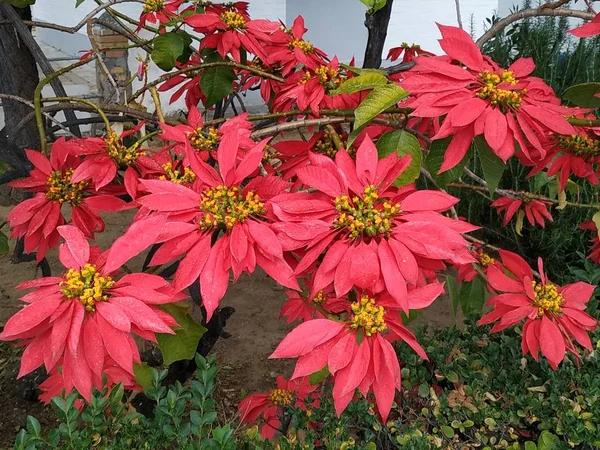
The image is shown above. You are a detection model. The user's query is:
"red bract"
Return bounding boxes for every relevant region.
[569,13,600,37]
[580,220,600,264]
[158,53,207,109]
[387,42,434,63]
[7,139,128,261]
[68,122,160,190]
[239,375,317,439]
[137,0,183,31]
[271,57,358,115]
[183,10,280,63]
[270,136,476,311]
[238,58,281,103]
[270,286,443,421]
[401,24,575,171]
[280,277,349,324]
[455,246,501,283]
[266,16,328,76]
[137,121,299,319]
[0,222,183,401]
[491,196,553,228]
[478,250,598,369]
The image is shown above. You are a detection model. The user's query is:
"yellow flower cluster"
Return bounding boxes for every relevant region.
[61,263,114,312]
[268,389,293,406]
[288,39,314,54]
[478,252,495,267]
[314,133,350,158]
[143,0,163,12]
[199,185,264,230]
[314,65,341,87]
[333,186,400,239]
[221,11,246,30]
[350,295,387,336]
[477,70,524,108]
[531,281,564,317]
[558,134,600,157]
[311,290,327,304]
[105,131,145,165]
[159,162,197,184]
[46,168,88,205]
[188,126,220,151]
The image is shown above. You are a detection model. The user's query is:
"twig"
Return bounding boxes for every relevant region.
[251,117,351,138]
[382,61,415,75]
[568,117,600,127]
[61,0,145,34]
[420,167,459,219]
[149,87,165,123]
[0,94,76,137]
[87,20,120,104]
[476,7,594,47]
[583,0,597,13]
[42,96,111,131]
[454,0,464,29]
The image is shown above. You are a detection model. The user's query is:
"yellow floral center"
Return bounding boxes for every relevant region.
[268,389,293,406]
[61,263,115,312]
[477,70,524,109]
[221,11,246,30]
[187,126,220,152]
[350,295,387,337]
[289,39,314,53]
[333,186,401,239]
[478,252,495,267]
[46,168,88,205]
[558,134,600,158]
[105,131,145,165]
[314,133,351,158]
[159,162,196,184]
[531,281,564,317]
[314,65,341,88]
[199,185,264,230]
[143,0,163,12]
[262,144,277,163]
[312,290,327,304]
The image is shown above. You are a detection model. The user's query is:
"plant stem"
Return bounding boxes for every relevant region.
[43,96,111,131]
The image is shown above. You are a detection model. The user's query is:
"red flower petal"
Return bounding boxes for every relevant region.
[270,319,344,358]
[539,315,566,370]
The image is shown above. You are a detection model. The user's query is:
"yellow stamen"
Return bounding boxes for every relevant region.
[61,263,114,312]
[478,252,495,267]
[159,162,197,184]
[46,168,88,205]
[268,389,293,406]
[531,281,564,317]
[314,133,351,158]
[199,185,264,230]
[143,0,163,12]
[312,290,327,304]
[558,134,600,158]
[187,126,220,152]
[105,131,145,165]
[350,295,387,336]
[476,70,524,108]
[220,11,246,30]
[288,39,314,53]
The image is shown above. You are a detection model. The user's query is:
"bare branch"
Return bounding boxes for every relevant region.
[0,94,76,137]
[454,0,464,29]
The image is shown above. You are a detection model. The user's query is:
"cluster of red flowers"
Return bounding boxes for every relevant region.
[2,1,600,438]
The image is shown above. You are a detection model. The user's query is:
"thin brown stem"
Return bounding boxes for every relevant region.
[150,87,165,123]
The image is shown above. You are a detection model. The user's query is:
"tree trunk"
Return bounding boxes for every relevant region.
[362,0,395,69]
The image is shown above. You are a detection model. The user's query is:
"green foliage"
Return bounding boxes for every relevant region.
[151,31,193,72]
[1,0,35,6]
[200,51,237,108]
[15,355,235,450]
[376,130,422,187]
[358,0,387,14]
[424,138,472,187]
[562,83,600,108]
[156,303,207,365]
[0,230,9,254]
[331,72,388,95]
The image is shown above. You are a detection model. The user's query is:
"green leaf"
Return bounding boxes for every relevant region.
[359,0,387,13]
[446,275,460,324]
[474,136,505,196]
[537,431,559,450]
[376,130,423,187]
[156,303,207,365]
[525,442,537,450]
[592,211,600,241]
[152,32,186,72]
[331,72,388,95]
[0,231,9,254]
[1,0,36,6]
[440,425,454,439]
[349,84,409,146]
[401,309,422,325]
[459,277,486,317]
[562,82,600,108]
[200,52,236,107]
[26,416,41,437]
[175,31,193,64]
[446,371,459,383]
[134,363,153,392]
[418,383,429,398]
[75,0,85,6]
[339,64,385,76]
[424,138,471,188]
[309,365,330,385]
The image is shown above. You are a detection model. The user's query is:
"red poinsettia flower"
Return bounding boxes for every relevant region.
[0,221,183,401]
[7,139,129,261]
[137,121,299,319]
[580,220,600,264]
[271,57,359,115]
[270,286,443,421]
[569,13,600,37]
[266,16,328,76]
[238,57,282,104]
[158,52,207,109]
[401,24,575,171]
[478,250,598,369]
[387,42,434,63]
[67,122,162,190]
[456,245,501,283]
[239,375,318,439]
[203,1,249,15]
[524,121,600,190]
[270,136,476,311]
[491,196,553,229]
[183,9,280,63]
[137,0,183,31]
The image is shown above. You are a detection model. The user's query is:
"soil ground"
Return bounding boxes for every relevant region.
[0,207,453,449]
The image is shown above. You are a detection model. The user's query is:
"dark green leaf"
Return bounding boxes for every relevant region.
[175,30,193,64]
[349,84,408,145]
[418,383,429,398]
[424,138,471,188]
[200,54,236,107]
[26,416,41,437]
[562,82,600,108]
[309,365,330,385]
[441,425,454,439]
[151,32,185,72]
[156,304,207,365]
[331,72,388,95]
[459,276,486,317]
[446,275,460,324]
[1,0,36,6]
[0,231,8,254]
[538,431,559,450]
[376,130,422,187]
[75,0,85,6]
[524,442,537,450]
[474,136,505,197]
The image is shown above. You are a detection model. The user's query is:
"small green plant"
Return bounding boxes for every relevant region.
[14,355,236,450]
